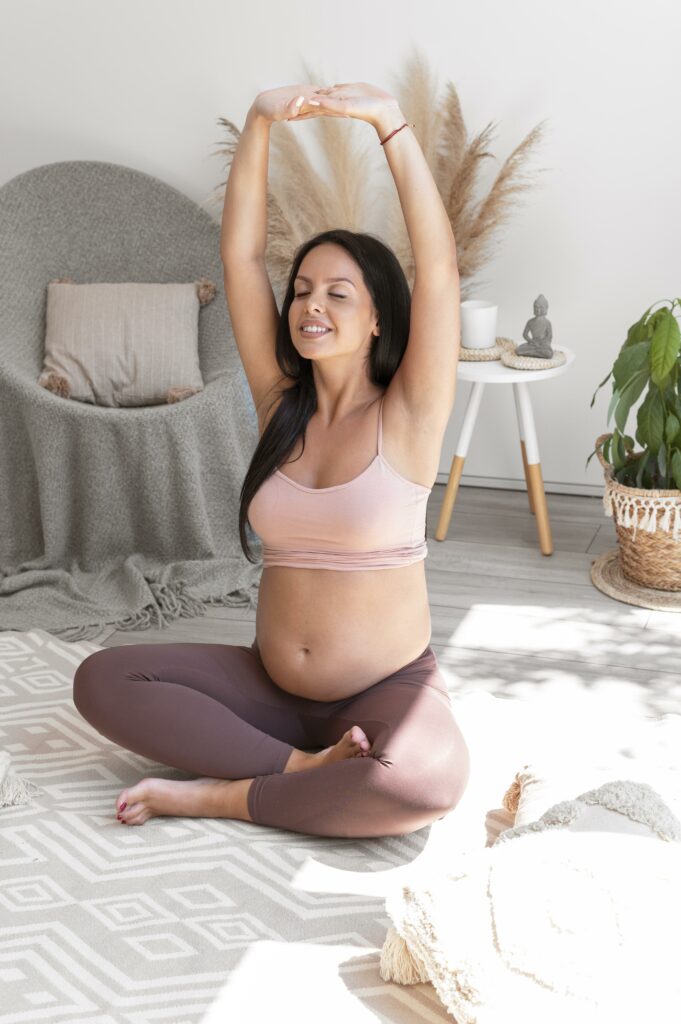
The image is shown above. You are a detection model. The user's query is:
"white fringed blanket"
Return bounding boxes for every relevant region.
[380,779,681,1023]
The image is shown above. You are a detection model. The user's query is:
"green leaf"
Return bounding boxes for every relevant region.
[614,370,648,433]
[622,310,654,348]
[663,376,678,405]
[612,431,627,470]
[665,412,680,447]
[612,341,650,391]
[649,309,681,387]
[621,450,642,486]
[659,440,667,479]
[671,449,681,490]
[603,435,612,465]
[637,388,665,453]
[616,458,640,484]
[607,387,620,426]
[636,450,650,487]
[647,454,660,487]
[590,369,613,408]
[610,433,620,470]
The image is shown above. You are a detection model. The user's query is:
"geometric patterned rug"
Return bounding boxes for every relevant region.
[4,628,680,1023]
[0,629,519,1023]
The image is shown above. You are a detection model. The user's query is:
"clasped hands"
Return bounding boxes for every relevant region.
[253,82,401,129]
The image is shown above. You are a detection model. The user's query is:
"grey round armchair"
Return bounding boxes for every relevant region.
[0,160,263,641]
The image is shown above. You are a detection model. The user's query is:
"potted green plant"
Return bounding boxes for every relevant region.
[587,298,681,592]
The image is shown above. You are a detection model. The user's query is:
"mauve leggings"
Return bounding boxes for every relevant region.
[72,638,471,838]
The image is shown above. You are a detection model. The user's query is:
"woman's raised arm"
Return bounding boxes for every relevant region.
[312,83,458,276]
[220,105,271,264]
[310,82,460,421]
[220,87,322,264]
[373,104,458,274]
[219,89,323,419]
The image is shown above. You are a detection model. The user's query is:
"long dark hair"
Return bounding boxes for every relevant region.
[239,228,412,563]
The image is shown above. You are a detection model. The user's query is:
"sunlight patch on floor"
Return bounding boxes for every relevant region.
[199,940,386,1024]
[446,604,663,660]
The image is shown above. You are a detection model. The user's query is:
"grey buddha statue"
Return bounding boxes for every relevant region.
[516,294,553,358]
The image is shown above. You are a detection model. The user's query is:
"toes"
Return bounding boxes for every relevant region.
[116,779,151,813]
[123,809,148,826]
[349,726,371,750]
[118,801,144,825]
[337,727,372,760]
[345,727,372,758]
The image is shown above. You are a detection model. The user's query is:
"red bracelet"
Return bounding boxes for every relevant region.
[379,121,414,146]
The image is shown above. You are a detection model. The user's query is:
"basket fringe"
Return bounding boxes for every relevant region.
[604,480,681,543]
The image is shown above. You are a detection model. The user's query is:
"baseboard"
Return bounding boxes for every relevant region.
[436,473,603,499]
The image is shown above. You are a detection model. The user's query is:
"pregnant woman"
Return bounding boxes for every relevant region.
[73,81,470,838]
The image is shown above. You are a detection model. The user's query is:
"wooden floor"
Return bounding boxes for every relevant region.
[101,484,681,719]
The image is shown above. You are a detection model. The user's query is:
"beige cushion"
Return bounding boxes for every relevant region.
[497,777,681,844]
[503,712,681,829]
[38,279,215,407]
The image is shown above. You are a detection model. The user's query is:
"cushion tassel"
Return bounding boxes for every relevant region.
[379,926,429,985]
[502,772,525,814]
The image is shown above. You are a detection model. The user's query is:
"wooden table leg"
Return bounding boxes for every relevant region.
[435,381,485,541]
[514,381,553,555]
[513,383,535,516]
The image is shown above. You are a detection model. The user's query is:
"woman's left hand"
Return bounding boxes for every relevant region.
[306,82,400,127]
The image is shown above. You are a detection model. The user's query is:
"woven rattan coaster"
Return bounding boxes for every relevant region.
[590,549,681,611]
[460,337,516,361]
[500,345,567,369]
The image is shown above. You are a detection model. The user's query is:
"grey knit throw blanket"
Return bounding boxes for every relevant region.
[0,160,263,641]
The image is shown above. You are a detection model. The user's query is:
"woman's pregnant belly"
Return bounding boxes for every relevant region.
[254,562,432,701]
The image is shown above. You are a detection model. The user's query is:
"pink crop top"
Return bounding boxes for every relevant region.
[247,395,432,570]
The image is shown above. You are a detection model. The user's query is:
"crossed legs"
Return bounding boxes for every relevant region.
[103,722,373,830]
[72,639,470,838]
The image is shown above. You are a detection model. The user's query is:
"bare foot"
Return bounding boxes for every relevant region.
[115,727,373,825]
[115,776,237,826]
[312,725,372,767]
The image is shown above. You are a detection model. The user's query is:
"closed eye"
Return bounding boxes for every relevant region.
[294,292,346,299]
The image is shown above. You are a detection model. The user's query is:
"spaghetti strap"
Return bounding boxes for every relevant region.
[378,394,385,456]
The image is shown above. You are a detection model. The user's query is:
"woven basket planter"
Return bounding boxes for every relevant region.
[595,433,681,591]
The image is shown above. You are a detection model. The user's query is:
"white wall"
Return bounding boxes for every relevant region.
[2,0,679,496]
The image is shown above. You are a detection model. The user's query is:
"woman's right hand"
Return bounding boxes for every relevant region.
[252,85,323,124]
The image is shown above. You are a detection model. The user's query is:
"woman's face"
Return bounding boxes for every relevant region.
[289,243,379,358]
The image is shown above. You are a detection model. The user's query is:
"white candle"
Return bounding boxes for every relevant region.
[461,300,498,349]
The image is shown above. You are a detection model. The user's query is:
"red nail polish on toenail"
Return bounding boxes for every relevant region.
[119,803,126,811]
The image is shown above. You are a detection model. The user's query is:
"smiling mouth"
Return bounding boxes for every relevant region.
[299,327,331,336]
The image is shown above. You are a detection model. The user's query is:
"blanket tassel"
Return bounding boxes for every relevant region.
[54,578,260,643]
[0,753,41,810]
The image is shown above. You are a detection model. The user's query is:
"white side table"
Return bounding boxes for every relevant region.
[435,345,576,555]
